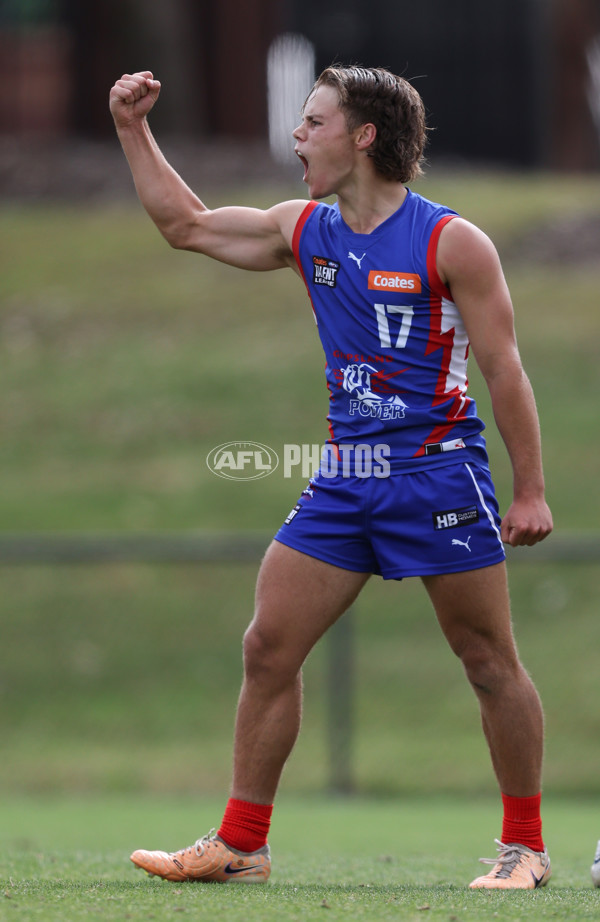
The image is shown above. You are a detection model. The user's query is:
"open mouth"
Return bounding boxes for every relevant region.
[295,150,309,181]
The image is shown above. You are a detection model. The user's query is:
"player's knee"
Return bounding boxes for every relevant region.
[242,622,272,675]
[457,636,518,695]
[242,621,295,685]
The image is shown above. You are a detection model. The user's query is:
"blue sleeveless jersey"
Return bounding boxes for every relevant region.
[292,189,488,470]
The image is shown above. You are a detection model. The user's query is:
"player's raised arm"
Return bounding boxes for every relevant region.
[436,218,553,547]
[109,71,305,271]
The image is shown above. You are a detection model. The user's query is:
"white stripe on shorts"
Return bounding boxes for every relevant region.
[464,463,503,546]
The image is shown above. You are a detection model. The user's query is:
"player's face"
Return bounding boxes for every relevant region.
[293,85,358,199]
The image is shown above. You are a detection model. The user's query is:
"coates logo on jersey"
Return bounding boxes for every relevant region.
[312,255,340,288]
[368,271,422,293]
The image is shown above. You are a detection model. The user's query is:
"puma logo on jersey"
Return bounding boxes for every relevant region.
[452,536,472,552]
[348,251,366,269]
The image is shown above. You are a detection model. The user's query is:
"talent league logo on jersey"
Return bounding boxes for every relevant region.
[368,270,422,293]
[312,255,340,288]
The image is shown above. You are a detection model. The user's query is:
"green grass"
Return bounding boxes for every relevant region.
[1,795,599,921]
[1,170,599,532]
[1,171,600,920]
[0,560,598,797]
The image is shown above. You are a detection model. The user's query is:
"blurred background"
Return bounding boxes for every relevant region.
[1,0,600,193]
[0,0,599,804]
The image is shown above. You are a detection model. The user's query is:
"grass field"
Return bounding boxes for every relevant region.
[1,560,600,797]
[1,170,599,531]
[1,795,599,921]
[1,168,600,916]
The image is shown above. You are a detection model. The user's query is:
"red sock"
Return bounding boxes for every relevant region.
[217,798,273,853]
[501,792,544,853]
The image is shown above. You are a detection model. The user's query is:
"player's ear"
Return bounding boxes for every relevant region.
[355,122,376,150]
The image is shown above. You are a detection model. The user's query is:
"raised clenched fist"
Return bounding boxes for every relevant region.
[109,71,161,129]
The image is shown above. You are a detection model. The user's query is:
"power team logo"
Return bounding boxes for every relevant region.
[342,362,409,420]
[312,255,340,288]
[368,270,422,293]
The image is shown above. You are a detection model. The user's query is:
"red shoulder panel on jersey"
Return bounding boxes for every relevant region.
[426,214,457,300]
[292,201,318,281]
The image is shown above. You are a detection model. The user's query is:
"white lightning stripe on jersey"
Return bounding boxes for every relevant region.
[441,296,469,397]
[465,463,503,546]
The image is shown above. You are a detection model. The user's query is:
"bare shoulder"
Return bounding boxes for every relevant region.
[267,199,313,247]
[436,215,516,356]
[437,216,502,286]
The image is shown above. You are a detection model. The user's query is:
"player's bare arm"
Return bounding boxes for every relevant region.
[110,71,306,272]
[437,218,553,547]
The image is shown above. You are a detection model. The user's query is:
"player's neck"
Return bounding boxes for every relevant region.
[337,180,407,235]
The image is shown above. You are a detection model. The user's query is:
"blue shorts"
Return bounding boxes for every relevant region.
[274,460,506,579]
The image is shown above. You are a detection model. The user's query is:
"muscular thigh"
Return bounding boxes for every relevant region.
[422,562,517,658]
[251,540,370,668]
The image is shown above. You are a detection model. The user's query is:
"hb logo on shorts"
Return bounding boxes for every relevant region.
[432,506,479,530]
